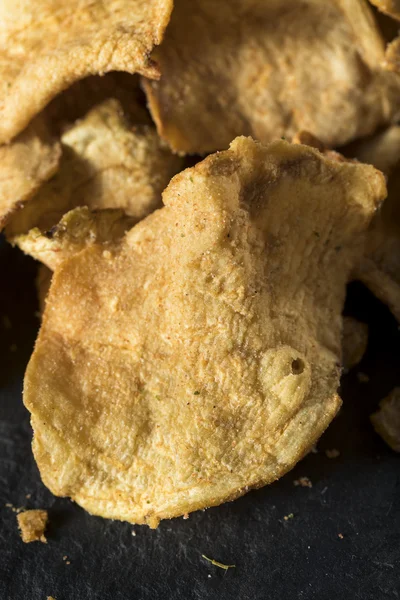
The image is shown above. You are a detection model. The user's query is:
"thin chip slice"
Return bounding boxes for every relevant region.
[24,138,385,527]
[7,99,183,239]
[369,0,400,20]
[348,126,400,321]
[342,317,369,372]
[17,207,134,271]
[143,0,400,154]
[45,72,151,136]
[17,509,48,543]
[0,116,61,230]
[0,0,174,143]
[371,388,400,451]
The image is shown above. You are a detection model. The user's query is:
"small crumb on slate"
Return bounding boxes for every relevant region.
[294,477,312,488]
[183,513,189,520]
[202,555,235,570]
[325,449,340,458]
[357,372,369,383]
[63,556,67,560]
[321,486,328,495]
[338,533,344,539]
[25,494,31,499]
[207,574,211,578]
[283,513,294,521]
[17,509,48,543]
[131,529,136,537]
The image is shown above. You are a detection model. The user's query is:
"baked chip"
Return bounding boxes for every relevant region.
[7,99,183,240]
[371,388,400,451]
[24,138,385,527]
[18,207,134,271]
[0,0,174,143]
[342,317,369,372]
[143,0,400,154]
[0,117,61,230]
[348,126,400,321]
[17,509,48,543]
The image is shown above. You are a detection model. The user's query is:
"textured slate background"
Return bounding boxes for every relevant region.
[0,237,399,600]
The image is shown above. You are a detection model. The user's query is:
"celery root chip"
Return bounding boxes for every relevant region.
[24,137,384,527]
[0,0,174,143]
[143,0,400,154]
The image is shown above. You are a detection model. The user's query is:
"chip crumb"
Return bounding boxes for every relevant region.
[131,529,136,537]
[62,556,67,560]
[207,574,211,578]
[25,494,31,499]
[294,477,313,488]
[183,513,189,520]
[325,449,340,459]
[283,513,294,521]
[17,509,48,543]
[202,555,235,570]
[357,372,370,383]
[338,533,344,539]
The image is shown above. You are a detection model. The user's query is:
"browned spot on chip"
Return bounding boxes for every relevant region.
[24,138,384,526]
[0,116,61,230]
[371,388,400,451]
[0,0,174,143]
[17,509,48,543]
[143,0,400,154]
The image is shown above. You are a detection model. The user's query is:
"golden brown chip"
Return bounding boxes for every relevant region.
[17,207,134,271]
[17,509,48,543]
[36,265,53,316]
[24,137,385,527]
[0,116,61,230]
[371,388,400,451]
[342,317,369,372]
[143,0,400,154]
[7,99,183,239]
[0,0,174,144]
[369,0,400,20]
[349,126,400,321]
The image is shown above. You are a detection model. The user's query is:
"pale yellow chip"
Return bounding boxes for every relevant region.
[24,137,385,527]
[0,0,174,143]
[17,509,48,543]
[143,0,400,154]
[371,388,400,451]
[342,317,369,372]
[0,116,61,230]
[18,207,134,271]
[7,99,184,240]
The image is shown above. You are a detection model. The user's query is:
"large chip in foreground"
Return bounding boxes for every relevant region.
[7,99,183,239]
[0,117,61,230]
[143,0,400,154]
[24,138,385,527]
[0,0,174,143]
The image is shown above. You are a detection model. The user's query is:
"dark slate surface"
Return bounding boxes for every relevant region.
[0,237,399,600]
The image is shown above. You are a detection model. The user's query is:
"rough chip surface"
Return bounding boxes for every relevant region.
[0,0,174,143]
[342,317,369,372]
[371,388,400,451]
[17,509,48,543]
[0,116,61,230]
[36,265,53,316]
[24,138,385,527]
[7,99,183,240]
[17,207,134,271]
[143,0,400,154]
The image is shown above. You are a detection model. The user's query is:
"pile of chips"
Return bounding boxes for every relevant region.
[1,0,399,528]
